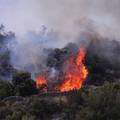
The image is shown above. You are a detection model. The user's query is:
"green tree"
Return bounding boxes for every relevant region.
[0,80,14,99]
[12,72,38,96]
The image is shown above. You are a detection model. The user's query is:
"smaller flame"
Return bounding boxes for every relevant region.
[36,75,47,87]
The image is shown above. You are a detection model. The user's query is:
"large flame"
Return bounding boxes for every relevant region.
[36,48,88,92]
[56,48,88,92]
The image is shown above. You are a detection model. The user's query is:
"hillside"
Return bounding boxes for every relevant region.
[0,82,120,120]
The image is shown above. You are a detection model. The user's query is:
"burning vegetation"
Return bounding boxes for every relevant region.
[36,74,48,92]
[55,48,88,92]
[0,25,120,95]
[35,36,120,93]
[36,48,88,92]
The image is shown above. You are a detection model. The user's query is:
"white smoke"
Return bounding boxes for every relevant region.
[9,26,64,74]
[0,0,120,39]
[1,0,120,76]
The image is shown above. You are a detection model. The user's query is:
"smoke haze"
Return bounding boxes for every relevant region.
[0,0,120,77]
[0,0,120,39]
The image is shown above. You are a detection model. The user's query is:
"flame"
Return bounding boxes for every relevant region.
[36,48,88,92]
[36,75,47,91]
[56,48,88,92]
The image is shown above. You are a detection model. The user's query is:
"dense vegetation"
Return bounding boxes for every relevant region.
[0,25,15,80]
[0,72,38,99]
[0,82,120,120]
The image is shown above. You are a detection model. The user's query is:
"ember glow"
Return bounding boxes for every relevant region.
[56,48,88,92]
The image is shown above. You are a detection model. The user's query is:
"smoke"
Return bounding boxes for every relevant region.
[0,0,120,39]
[0,0,120,79]
[8,27,63,75]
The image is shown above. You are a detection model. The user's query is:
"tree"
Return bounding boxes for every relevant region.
[0,24,15,80]
[0,80,14,99]
[12,72,38,96]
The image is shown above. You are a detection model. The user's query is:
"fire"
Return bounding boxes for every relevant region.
[36,48,88,92]
[56,48,88,92]
[36,75,47,88]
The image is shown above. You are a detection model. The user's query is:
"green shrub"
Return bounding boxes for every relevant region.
[22,115,35,120]
[78,82,120,120]
[12,72,38,96]
[0,80,14,99]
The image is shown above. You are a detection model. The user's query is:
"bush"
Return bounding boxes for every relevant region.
[0,80,14,99]
[78,82,120,120]
[12,72,38,96]
[27,97,61,120]
[22,115,35,120]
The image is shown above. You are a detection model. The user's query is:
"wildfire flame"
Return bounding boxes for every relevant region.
[36,75,47,88]
[56,48,88,92]
[36,48,88,92]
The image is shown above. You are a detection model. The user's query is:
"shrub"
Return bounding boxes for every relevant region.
[12,72,38,96]
[0,80,14,99]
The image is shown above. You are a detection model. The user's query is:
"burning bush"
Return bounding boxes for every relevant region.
[35,37,120,93]
[36,47,88,92]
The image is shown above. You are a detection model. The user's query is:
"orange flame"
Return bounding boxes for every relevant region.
[36,48,88,92]
[56,48,88,92]
[36,75,47,88]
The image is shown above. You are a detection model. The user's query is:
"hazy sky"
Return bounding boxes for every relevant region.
[0,0,120,38]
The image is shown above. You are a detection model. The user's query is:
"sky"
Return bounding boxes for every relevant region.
[0,0,120,39]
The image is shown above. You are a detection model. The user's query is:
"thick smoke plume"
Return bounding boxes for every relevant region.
[0,0,120,83]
